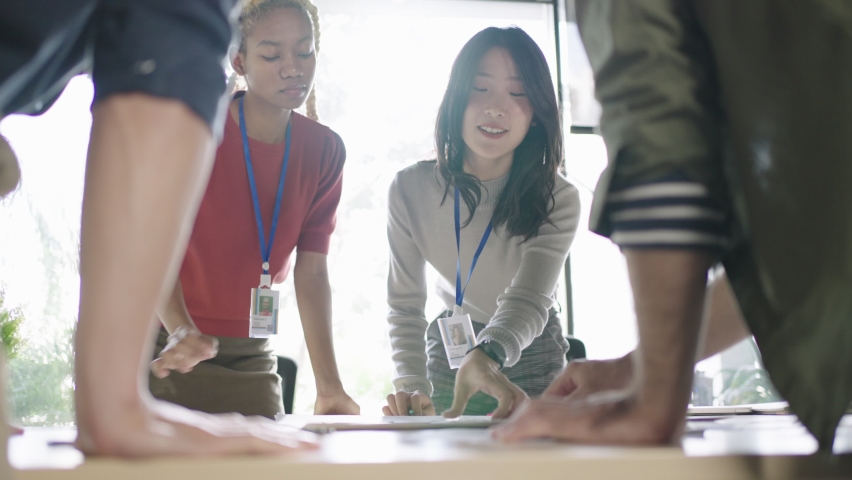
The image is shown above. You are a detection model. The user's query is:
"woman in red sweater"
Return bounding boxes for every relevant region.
[148,0,359,419]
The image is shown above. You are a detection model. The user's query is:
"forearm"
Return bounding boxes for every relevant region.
[294,260,343,395]
[479,289,549,368]
[75,94,215,437]
[156,277,198,334]
[387,315,431,394]
[625,249,714,412]
[698,273,750,360]
[386,270,430,392]
[480,245,575,368]
[386,178,432,393]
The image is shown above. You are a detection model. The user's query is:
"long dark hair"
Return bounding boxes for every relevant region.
[435,26,563,241]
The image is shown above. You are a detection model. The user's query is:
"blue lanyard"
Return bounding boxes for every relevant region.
[454,186,493,307]
[239,97,291,275]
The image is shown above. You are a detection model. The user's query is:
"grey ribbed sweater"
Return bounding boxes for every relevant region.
[387,161,581,395]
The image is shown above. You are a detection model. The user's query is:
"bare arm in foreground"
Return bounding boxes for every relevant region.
[524,270,749,404]
[74,94,313,456]
[495,250,721,444]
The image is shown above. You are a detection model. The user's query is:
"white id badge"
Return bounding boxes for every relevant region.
[249,288,279,338]
[437,306,476,369]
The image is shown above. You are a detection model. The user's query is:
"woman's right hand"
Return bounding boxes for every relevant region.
[150,325,218,378]
[382,390,435,416]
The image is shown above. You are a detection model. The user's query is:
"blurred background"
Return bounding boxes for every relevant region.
[0,0,776,425]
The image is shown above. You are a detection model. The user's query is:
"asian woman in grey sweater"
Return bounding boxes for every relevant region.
[383,26,581,418]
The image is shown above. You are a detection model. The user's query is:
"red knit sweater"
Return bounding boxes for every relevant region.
[179,106,345,337]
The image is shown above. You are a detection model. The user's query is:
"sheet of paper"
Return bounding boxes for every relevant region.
[276,415,495,433]
[687,401,792,416]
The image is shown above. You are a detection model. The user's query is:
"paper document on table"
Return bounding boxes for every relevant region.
[276,415,496,433]
[687,401,791,416]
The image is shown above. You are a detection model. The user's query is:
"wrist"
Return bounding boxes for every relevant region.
[175,323,201,333]
[618,351,636,382]
[161,313,198,336]
[469,340,505,369]
[315,379,345,396]
[169,324,203,341]
[635,361,694,411]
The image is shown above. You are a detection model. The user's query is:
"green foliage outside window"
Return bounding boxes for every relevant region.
[0,289,24,360]
[7,329,75,426]
[717,365,783,405]
[1,189,78,427]
[2,287,75,426]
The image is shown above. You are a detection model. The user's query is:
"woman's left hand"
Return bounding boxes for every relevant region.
[442,349,528,419]
[314,391,361,415]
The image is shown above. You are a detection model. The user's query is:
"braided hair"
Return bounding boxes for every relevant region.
[236,0,321,120]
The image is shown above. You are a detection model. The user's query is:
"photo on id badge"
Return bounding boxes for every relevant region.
[438,313,475,369]
[250,288,279,338]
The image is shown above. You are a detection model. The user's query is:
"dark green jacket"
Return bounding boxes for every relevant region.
[577,0,852,449]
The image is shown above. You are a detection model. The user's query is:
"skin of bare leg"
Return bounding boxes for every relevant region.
[493,250,714,444]
[73,93,314,457]
[0,134,20,198]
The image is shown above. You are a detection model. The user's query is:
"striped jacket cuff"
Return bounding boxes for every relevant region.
[607,178,728,249]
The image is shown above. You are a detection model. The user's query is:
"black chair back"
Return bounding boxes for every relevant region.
[276,356,298,414]
[565,336,587,362]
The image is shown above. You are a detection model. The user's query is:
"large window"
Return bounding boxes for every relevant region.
[0,0,562,421]
[0,77,89,425]
[280,0,560,414]
[0,0,777,425]
[558,2,635,361]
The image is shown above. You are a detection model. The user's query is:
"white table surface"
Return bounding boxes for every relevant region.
[7,414,852,480]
